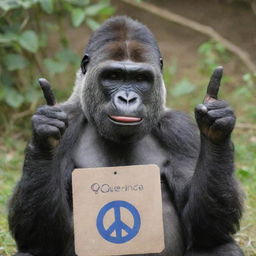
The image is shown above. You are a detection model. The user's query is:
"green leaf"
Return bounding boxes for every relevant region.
[5,88,24,108]
[56,48,80,65]
[86,18,100,31]
[38,33,48,48]
[85,2,109,16]
[44,58,68,74]
[243,73,252,82]
[39,0,54,14]
[237,168,250,179]
[171,79,196,97]
[0,0,20,11]
[19,0,35,9]
[0,85,6,101]
[4,54,29,71]
[0,70,14,87]
[98,6,115,16]
[24,87,41,103]
[64,0,90,6]
[19,30,39,53]
[198,41,213,55]
[0,32,19,44]
[71,8,87,27]
[0,34,12,44]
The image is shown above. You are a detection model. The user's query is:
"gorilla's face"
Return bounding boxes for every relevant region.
[80,43,165,143]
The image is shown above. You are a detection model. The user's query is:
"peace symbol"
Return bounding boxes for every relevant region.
[96,200,141,244]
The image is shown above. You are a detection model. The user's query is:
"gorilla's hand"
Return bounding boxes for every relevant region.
[31,79,68,151]
[195,67,236,143]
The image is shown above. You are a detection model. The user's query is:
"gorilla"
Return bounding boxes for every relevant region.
[8,16,244,256]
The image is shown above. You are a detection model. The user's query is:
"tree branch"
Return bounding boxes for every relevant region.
[120,0,256,74]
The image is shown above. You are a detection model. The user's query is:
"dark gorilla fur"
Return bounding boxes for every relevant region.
[9,16,244,256]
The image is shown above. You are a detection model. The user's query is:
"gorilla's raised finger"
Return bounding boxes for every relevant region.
[204,66,223,103]
[38,78,56,106]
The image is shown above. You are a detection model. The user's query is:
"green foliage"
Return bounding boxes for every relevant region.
[19,30,39,53]
[198,40,231,75]
[0,0,115,126]
[4,54,29,71]
[163,59,177,86]
[171,78,196,97]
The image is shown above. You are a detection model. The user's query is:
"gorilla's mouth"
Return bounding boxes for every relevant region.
[109,115,143,125]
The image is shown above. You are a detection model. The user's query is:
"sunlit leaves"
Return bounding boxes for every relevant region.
[71,8,87,27]
[85,1,109,16]
[86,18,101,30]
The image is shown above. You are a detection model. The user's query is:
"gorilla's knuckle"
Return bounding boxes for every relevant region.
[37,105,62,117]
[57,111,68,121]
[55,120,66,131]
[205,100,228,110]
[36,105,50,114]
[215,116,236,130]
[36,124,57,137]
[36,124,48,136]
[195,104,208,116]
[31,114,39,124]
[195,104,202,112]
[59,120,66,127]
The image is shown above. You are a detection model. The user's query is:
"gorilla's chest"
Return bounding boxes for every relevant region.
[71,125,185,256]
[72,125,169,170]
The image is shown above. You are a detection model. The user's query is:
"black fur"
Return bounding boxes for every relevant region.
[9,16,243,256]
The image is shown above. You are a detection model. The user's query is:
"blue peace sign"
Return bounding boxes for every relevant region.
[96,200,141,244]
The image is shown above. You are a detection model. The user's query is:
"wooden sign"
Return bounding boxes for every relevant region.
[72,164,164,256]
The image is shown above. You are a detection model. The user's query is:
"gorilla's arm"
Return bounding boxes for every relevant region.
[182,69,243,250]
[8,79,84,254]
[8,143,74,254]
[182,133,242,249]
[156,108,242,250]
[8,103,79,255]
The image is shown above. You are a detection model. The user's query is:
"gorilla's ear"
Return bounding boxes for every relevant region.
[160,57,163,71]
[81,54,90,74]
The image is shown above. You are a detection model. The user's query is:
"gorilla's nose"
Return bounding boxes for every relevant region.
[114,91,140,111]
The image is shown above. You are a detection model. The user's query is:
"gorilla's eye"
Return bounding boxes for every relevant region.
[109,72,119,80]
[102,71,122,81]
[136,74,146,82]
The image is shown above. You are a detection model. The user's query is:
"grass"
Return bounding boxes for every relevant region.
[0,70,255,256]
[0,135,25,256]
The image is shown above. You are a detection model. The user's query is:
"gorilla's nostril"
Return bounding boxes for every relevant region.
[118,96,127,103]
[128,97,137,104]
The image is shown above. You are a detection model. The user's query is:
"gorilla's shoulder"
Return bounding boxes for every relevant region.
[153,109,200,157]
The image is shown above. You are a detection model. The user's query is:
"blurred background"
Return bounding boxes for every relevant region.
[0,0,255,255]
